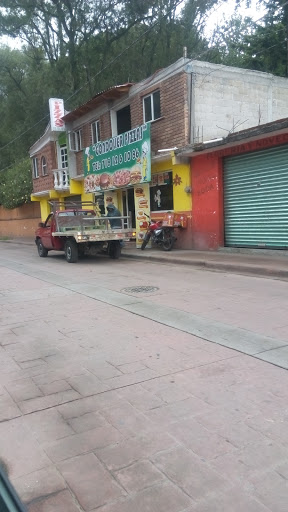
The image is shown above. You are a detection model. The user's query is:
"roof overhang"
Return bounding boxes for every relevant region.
[63,84,134,122]
[31,190,50,198]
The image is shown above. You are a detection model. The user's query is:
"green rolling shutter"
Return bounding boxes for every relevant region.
[224,145,288,248]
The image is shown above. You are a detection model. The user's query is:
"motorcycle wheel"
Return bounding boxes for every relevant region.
[162,230,174,251]
[141,232,151,250]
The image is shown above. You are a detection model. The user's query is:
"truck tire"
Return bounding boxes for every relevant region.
[65,239,78,263]
[108,241,121,259]
[37,239,48,257]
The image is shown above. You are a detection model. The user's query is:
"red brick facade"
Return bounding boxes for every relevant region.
[131,71,188,154]
[32,141,57,193]
[32,69,189,190]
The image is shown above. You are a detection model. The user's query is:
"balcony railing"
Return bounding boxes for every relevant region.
[53,168,70,190]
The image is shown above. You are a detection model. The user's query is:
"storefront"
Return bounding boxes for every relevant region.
[83,124,193,248]
[187,124,288,251]
[150,157,192,248]
[224,145,288,248]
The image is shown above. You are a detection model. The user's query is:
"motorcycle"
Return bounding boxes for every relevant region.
[141,213,176,251]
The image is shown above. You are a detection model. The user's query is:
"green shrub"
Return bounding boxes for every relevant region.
[0,158,32,209]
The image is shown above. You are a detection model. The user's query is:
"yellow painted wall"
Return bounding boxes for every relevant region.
[151,157,191,212]
[70,179,83,195]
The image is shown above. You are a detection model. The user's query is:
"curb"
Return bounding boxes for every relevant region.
[0,239,35,246]
[122,252,288,280]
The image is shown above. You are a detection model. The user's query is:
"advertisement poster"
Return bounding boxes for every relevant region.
[84,124,151,193]
[49,98,65,131]
[134,183,151,248]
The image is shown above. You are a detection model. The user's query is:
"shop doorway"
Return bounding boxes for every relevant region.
[122,188,136,228]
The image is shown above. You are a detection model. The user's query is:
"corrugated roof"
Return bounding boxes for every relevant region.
[62,83,134,122]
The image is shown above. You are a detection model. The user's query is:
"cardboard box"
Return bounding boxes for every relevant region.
[162,213,175,226]
[174,213,187,228]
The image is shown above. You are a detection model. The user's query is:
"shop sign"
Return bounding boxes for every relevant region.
[134,183,151,248]
[84,124,151,192]
[49,98,65,131]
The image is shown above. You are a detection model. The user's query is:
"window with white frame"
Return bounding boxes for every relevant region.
[143,90,161,123]
[60,144,68,168]
[91,120,100,144]
[32,157,39,178]
[69,129,82,151]
[41,156,47,176]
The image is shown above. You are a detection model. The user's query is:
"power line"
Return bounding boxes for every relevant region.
[0,0,287,174]
[0,0,186,160]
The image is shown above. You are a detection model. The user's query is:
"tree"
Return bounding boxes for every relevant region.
[0,158,32,209]
[0,0,223,203]
[211,0,288,76]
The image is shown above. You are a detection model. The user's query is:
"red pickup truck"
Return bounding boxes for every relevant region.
[35,204,134,263]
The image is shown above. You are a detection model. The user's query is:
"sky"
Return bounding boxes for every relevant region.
[203,0,267,37]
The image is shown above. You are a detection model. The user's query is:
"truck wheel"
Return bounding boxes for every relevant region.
[109,241,121,259]
[37,239,48,257]
[65,239,78,263]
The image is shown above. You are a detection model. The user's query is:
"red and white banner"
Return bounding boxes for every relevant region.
[49,98,65,131]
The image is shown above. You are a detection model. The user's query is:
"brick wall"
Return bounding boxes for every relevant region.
[74,113,112,177]
[32,141,57,193]
[131,71,188,153]
[0,203,41,238]
[101,112,112,140]
[75,151,84,175]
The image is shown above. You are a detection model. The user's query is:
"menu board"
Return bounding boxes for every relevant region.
[134,183,151,248]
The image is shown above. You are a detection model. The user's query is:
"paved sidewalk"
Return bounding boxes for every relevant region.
[2,237,288,280]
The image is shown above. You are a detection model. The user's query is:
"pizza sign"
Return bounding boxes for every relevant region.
[84,124,151,192]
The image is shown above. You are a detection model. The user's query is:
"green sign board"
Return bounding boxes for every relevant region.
[84,123,151,192]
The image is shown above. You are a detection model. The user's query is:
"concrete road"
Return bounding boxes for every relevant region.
[0,242,288,511]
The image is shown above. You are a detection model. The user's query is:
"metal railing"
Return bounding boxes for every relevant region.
[49,201,132,233]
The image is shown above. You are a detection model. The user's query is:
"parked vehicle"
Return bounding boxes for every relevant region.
[141,213,176,251]
[35,201,135,263]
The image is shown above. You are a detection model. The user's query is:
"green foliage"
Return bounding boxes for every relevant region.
[0,158,32,209]
[211,0,288,76]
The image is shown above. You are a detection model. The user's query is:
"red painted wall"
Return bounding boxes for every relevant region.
[192,155,223,250]
[191,132,288,250]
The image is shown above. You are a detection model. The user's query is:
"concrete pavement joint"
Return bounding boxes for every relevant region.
[2,353,241,421]
[0,256,288,371]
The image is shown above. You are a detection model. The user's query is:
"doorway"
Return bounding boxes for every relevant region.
[122,188,136,228]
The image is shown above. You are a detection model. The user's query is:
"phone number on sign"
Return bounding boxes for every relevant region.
[92,149,140,172]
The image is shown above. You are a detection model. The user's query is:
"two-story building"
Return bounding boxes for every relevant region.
[30,58,288,249]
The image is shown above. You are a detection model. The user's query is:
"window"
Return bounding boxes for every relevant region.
[91,120,100,144]
[60,144,68,168]
[116,106,131,134]
[143,90,161,123]
[41,156,47,176]
[32,157,39,178]
[150,171,173,211]
[69,129,82,151]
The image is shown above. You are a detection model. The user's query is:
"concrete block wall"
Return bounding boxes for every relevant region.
[190,61,288,142]
[32,141,56,193]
